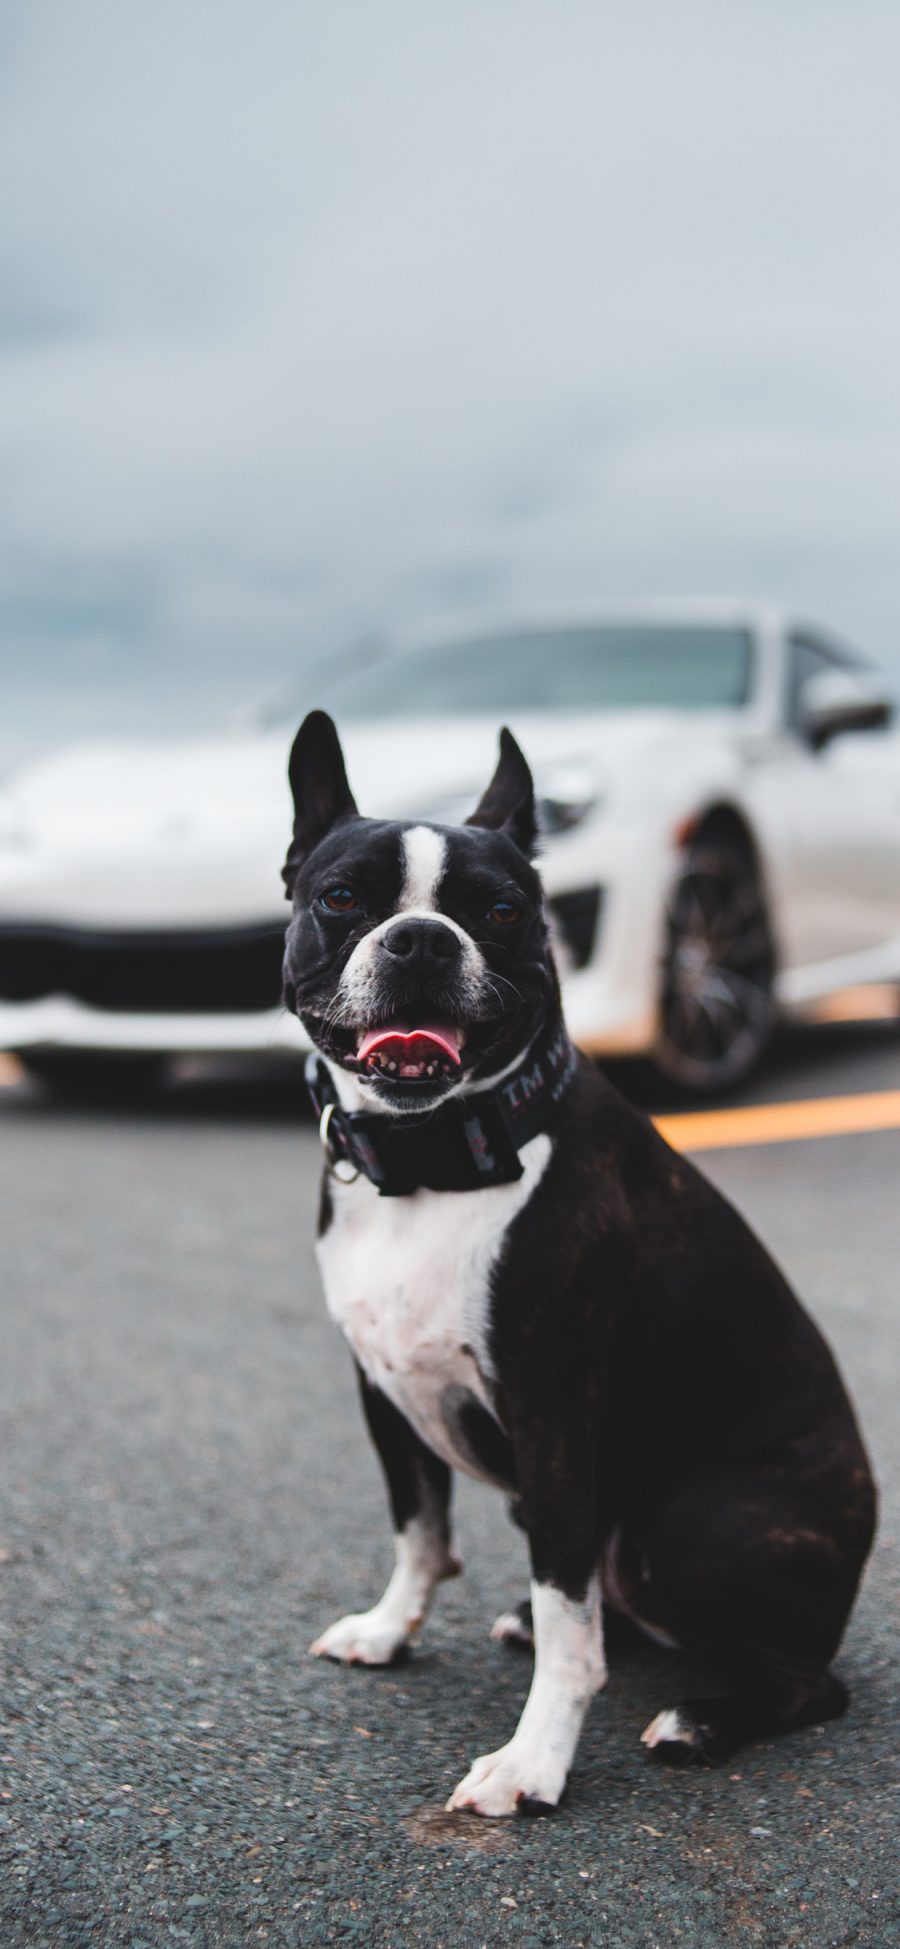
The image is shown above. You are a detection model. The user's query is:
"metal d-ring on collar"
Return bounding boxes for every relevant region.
[318,1101,360,1184]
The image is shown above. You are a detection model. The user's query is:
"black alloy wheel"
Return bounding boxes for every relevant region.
[654,839,777,1094]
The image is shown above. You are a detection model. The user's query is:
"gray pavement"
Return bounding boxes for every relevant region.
[1,1026,899,1947]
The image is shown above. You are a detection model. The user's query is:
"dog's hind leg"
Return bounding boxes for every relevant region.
[490,1598,534,1648]
[491,1504,535,1647]
[632,1458,873,1764]
[490,1596,643,1654]
[642,1665,848,1765]
[310,1369,460,1667]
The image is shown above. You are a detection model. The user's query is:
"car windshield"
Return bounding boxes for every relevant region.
[316,624,752,719]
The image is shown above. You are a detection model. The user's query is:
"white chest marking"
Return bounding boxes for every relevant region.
[316,1133,552,1481]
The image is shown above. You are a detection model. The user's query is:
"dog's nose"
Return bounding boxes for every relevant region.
[380,917,462,973]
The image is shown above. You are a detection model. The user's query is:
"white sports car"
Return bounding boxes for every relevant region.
[1,601,898,1095]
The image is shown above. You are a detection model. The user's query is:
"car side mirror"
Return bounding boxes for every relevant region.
[800,667,894,751]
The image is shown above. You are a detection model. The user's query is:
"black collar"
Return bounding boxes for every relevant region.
[306,1017,578,1196]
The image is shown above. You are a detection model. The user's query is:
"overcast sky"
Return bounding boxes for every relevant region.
[2,0,900,767]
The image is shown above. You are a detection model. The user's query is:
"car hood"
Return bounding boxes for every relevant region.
[343,710,750,821]
[0,733,294,927]
[0,712,739,927]
[2,734,290,846]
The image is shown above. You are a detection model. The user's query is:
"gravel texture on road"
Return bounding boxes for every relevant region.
[1,1051,898,1947]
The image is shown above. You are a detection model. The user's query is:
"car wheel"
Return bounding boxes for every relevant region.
[19,1051,168,1102]
[654,838,776,1094]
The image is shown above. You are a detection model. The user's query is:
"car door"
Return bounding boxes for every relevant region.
[767,634,900,972]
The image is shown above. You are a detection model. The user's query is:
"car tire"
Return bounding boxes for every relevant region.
[19,1051,168,1103]
[654,835,777,1094]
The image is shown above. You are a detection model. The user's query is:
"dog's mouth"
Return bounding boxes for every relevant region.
[356,1019,464,1083]
[296,972,535,1099]
[304,1003,474,1097]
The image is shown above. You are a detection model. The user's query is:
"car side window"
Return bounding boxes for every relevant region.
[786,635,847,736]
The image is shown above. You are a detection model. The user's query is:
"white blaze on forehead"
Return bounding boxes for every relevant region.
[331,820,489,1109]
[399,826,447,913]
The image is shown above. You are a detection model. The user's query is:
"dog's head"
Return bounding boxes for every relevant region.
[281,711,558,1111]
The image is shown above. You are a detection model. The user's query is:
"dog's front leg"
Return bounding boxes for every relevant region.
[447,1433,605,1816]
[311,1368,459,1666]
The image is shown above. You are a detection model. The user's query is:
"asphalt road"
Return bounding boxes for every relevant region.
[2,1023,899,1948]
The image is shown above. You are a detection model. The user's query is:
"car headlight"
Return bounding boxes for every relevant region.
[405,762,605,836]
[536,762,605,837]
[537,792,600,836]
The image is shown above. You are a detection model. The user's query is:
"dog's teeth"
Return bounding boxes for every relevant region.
[359,1038,461,1085]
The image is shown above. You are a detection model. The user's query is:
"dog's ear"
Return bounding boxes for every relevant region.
[282,711,359,897]
[466,726,536,856]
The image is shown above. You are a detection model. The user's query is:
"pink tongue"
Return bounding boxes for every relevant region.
[357,1023,461,1066]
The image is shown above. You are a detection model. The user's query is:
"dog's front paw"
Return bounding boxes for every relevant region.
[309,1609,407,1666]
[446,1740,565,1818]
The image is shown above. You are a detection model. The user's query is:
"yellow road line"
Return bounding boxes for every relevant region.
[655,1089,900,1152]
[0,1053,23,1087]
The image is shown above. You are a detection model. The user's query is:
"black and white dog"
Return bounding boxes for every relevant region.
[281,710,876,1818]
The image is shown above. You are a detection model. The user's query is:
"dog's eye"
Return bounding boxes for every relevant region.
[319,887,357,913]
[488,898,521,925]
